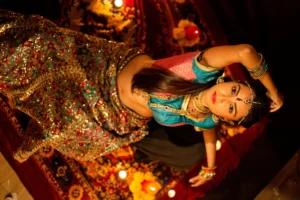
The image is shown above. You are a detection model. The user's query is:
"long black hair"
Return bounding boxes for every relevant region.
[238,79,270,128]
[131,67,215,95]
[132,67,270,128]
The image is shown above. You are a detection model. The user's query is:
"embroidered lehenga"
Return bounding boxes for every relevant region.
[0,10,150,162]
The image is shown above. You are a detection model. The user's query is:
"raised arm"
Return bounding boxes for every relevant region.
[199,44,284,112]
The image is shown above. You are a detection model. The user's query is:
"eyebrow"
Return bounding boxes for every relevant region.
[233,84,241,117]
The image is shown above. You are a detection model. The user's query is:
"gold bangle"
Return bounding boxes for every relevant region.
[199,165,217,180]
[248,53,264,73]
[199,169,216,180]
[250,63,268,79]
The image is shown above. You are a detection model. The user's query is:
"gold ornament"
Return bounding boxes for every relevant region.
[191,91,210,114]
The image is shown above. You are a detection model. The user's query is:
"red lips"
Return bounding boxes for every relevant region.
[212,91,216,104]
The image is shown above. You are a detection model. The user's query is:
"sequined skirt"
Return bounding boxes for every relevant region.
[0,9,150,162]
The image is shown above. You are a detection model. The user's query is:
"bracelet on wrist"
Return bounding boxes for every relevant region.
[247,53,269,79]
[199,169,216,180]
[199,165,217,180]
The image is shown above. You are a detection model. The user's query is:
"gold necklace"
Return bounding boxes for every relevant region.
[191,91,210,114]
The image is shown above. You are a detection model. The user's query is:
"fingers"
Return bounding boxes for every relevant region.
[189,177,199,187]
[268,91,284,113]
[270,101,283,112]
[189,176,206,187]
[191,181,201,187]
[270,103,276,112]
[270,104,278,112]
[189,176,198,183]
[270,105,279,112]
[270,105,281,112]
[191,179,206,187]
[190,178,201,187]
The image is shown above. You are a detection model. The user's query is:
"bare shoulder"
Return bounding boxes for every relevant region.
[124,54,154,72]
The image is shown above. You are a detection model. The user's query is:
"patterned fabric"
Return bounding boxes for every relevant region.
[153,52,222,83]
[148,51,222,129]
[33,143,186,200]
[0,94,186,200]
[0,1,255,200]
[0,10,151,162]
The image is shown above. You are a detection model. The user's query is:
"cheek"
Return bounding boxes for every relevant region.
[209,103,226,117]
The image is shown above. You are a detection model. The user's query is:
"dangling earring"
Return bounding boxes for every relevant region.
[212,114,219,123]
[216,76,224,84]
[219,116,235,126]
[228,121,235,126]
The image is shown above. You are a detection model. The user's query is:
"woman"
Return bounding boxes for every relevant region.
[125,47,283,186]
[0,10,283,186]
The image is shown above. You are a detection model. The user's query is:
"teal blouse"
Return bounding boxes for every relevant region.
[148,51,223,130]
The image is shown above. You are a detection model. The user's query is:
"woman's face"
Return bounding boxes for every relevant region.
[203,82,252,122]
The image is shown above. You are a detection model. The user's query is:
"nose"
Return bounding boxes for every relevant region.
[218,93,228,103]
[218,93,234,103]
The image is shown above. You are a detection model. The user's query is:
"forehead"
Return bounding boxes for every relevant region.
[235,83,252,118]
[236,82,251,95]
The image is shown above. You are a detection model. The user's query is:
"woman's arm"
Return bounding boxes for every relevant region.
[189,128,217,187]
[200,44,283,112]
[203,128,217,168]
[199,44,260,69]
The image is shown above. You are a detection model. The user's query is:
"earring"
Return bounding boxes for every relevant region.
[228,121,235,126]
[219,116,235,126]
[212,114,219,123]
[216,76,224,84]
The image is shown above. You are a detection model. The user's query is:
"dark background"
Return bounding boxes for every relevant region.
[201,0,300,199]
[1,0,299,199]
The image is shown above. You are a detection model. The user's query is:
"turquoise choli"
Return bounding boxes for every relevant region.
[148,52,223,130]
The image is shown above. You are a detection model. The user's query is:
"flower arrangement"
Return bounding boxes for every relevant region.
[129,171,162,200]
[173,20,202,47]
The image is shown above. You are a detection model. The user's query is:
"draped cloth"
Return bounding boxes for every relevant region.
[0,10,151,162]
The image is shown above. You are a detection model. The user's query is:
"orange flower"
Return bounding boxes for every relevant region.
[133,171,145,183]
[129,171,162,200]
[144,171,156,182]
[173,20,203,47]
[129,181,142,193]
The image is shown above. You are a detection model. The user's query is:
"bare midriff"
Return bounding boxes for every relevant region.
[117,54,154,117]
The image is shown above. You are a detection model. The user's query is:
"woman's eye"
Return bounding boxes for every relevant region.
[229,104,233,113]
[231,86,236,94]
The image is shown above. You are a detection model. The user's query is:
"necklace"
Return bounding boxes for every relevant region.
[191,91,210,114]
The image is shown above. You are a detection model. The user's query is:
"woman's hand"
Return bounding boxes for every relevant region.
[268,90,284,112]
[189,174,208,187]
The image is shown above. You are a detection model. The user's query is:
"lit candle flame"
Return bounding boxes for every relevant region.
[118,170,127,179]
[114,0,123,8]
[168,189,176,198]
[216,140,222,150]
